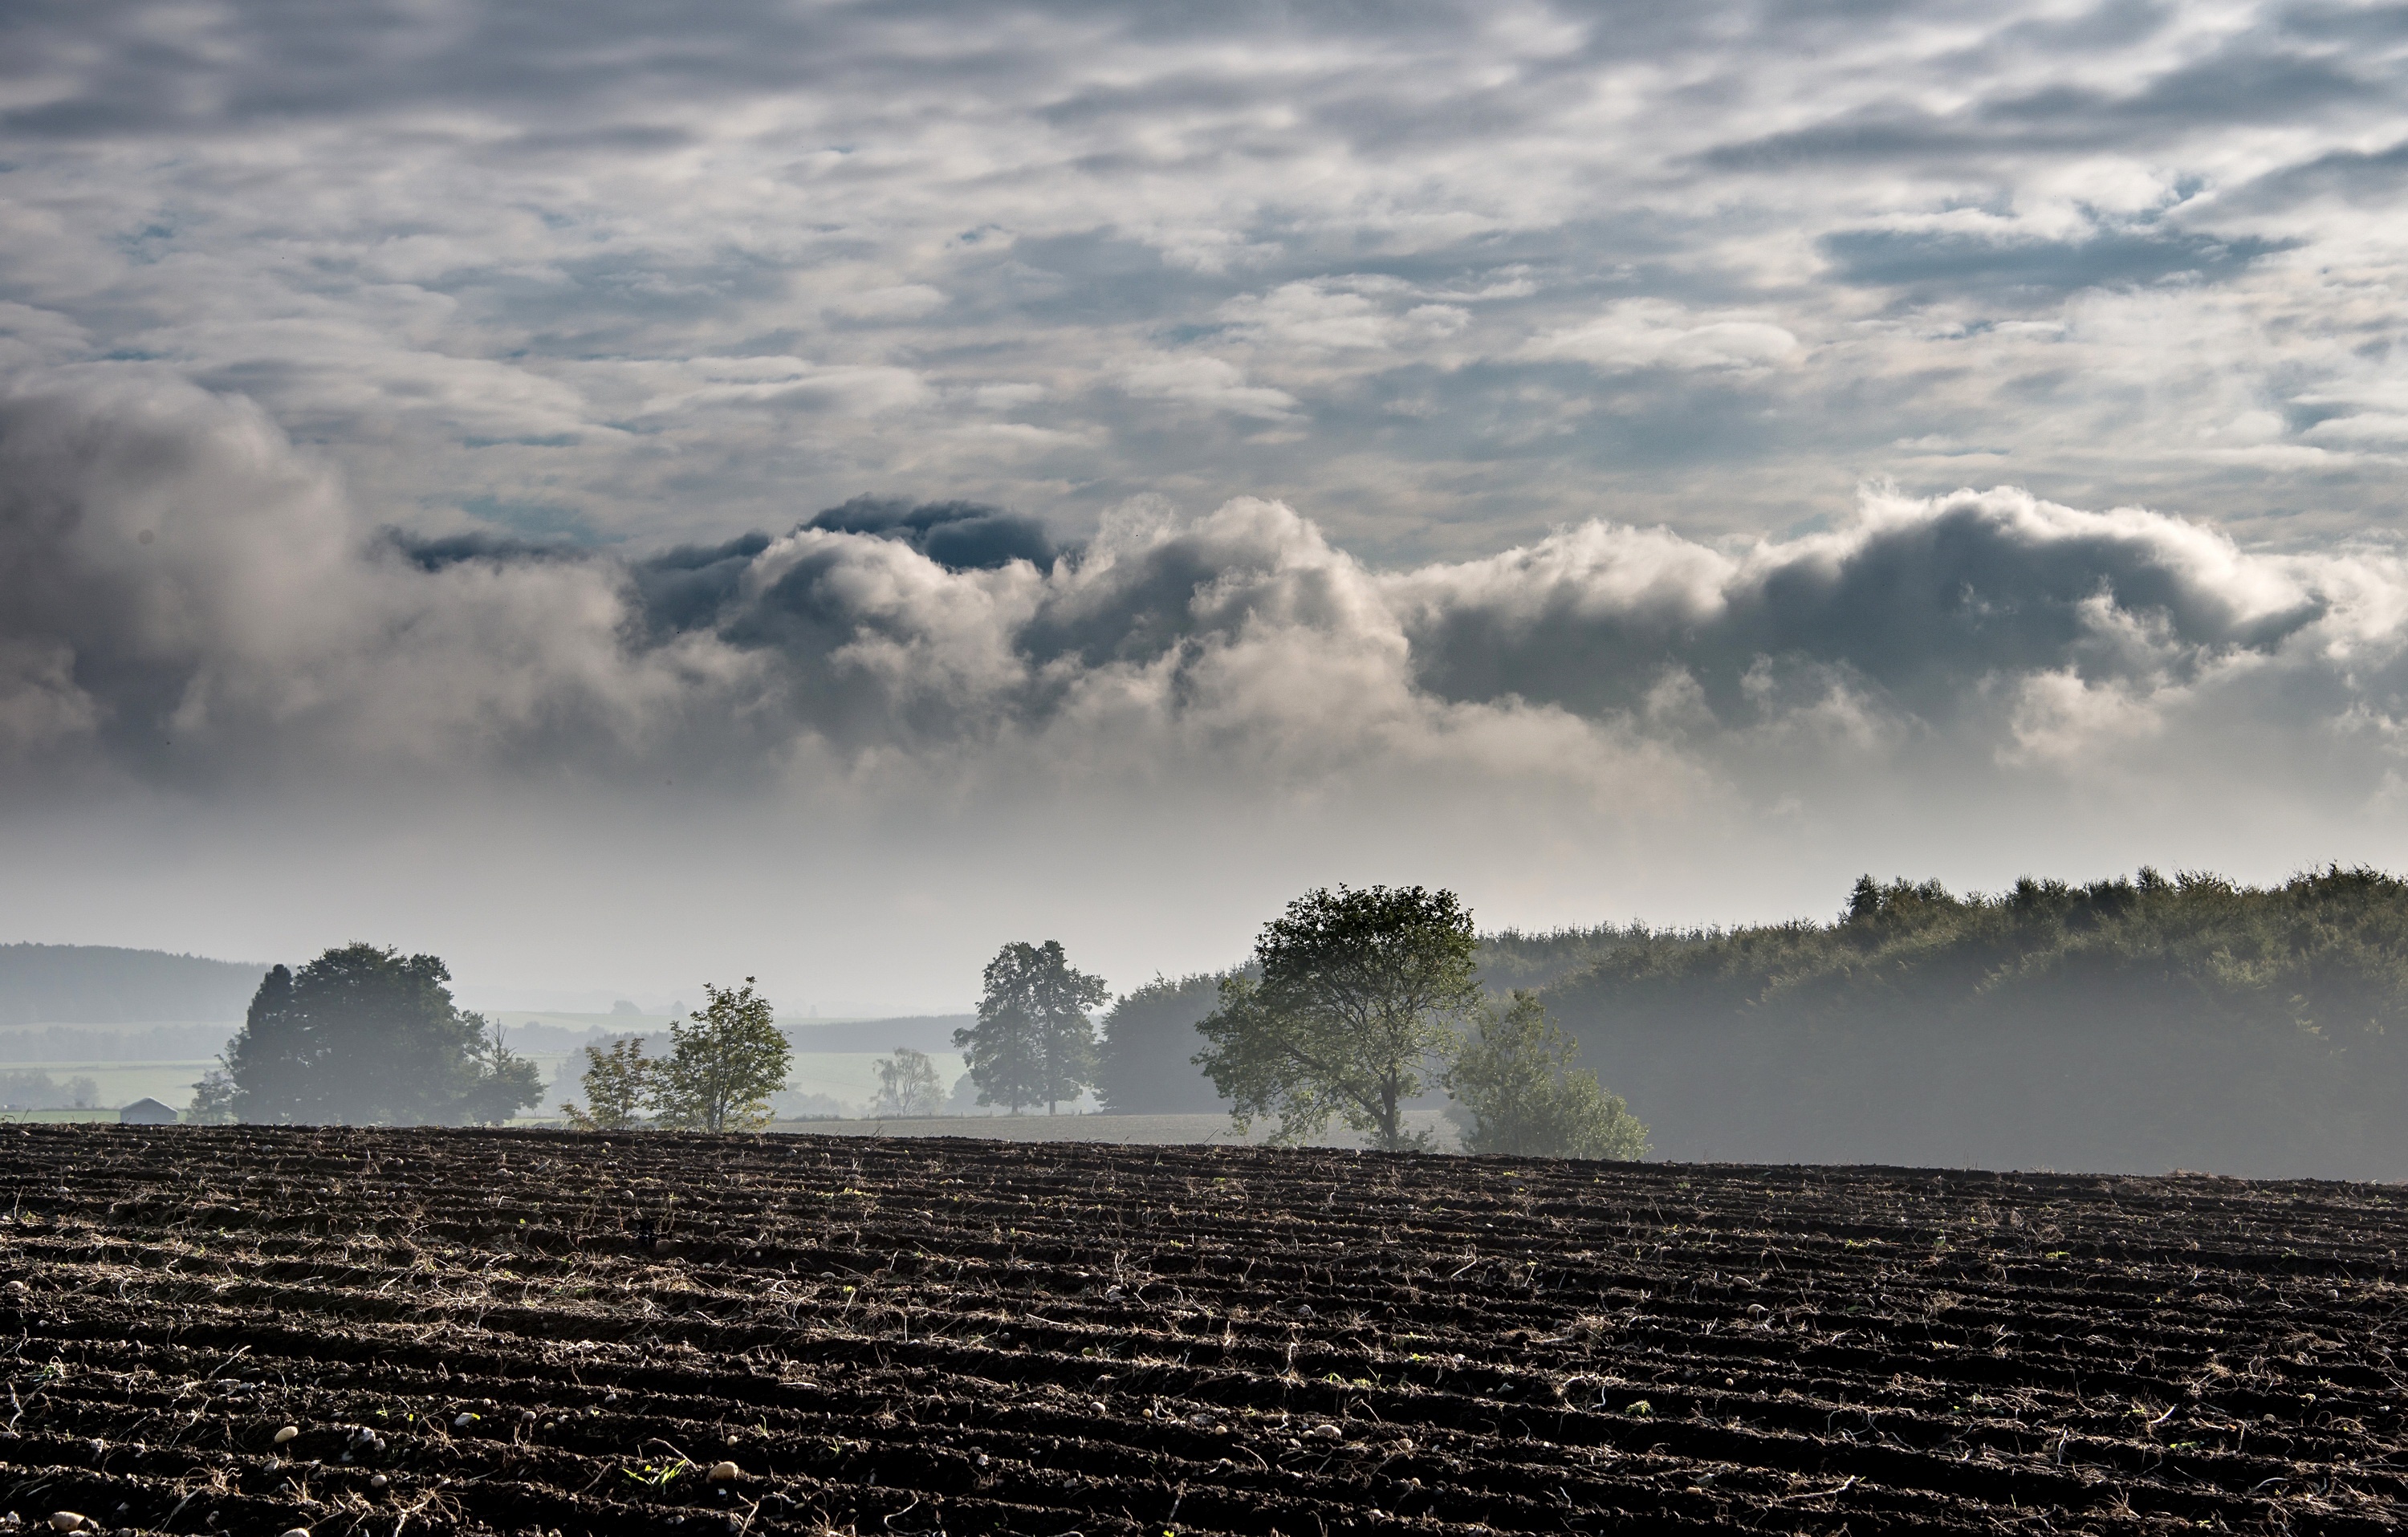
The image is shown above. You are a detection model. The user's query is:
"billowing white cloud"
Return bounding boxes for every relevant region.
[8,371,2406,814]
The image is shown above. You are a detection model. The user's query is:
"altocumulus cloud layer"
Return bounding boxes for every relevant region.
[8,372,2406,827]
[4,0,2408,555]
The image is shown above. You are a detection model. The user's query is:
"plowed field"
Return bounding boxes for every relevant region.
[2,1126,2404,1536]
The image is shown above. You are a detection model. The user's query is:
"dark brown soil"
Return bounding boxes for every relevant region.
[2,1125,2404,1535]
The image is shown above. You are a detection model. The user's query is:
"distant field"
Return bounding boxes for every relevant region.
[2,1048,968,1117]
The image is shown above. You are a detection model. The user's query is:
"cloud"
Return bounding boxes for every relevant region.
[1817,226,2293,297]
[1524,300,1800,373]
[802,495,1062,572]
[2,0,2405,553]
[7,372,2407,823]
[13,368,2408,1006]
[1214,279,1470,354]
[1116,356,1300,420]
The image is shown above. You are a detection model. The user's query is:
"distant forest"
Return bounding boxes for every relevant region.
[0,944,262,1027]
[1544,868,2408,1180]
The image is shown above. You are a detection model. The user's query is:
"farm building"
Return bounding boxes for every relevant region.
[117,1097,178,1124]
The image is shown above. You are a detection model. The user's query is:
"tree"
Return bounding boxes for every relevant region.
[221,944,542,1125]
[956,941,1109,1113]
[1443,991,1649,1160]
[651,980,789,1133]
[561,1036,652,1130]
[1094,973,1235,1113]
[185,1063,237,1124]
[1196,884,1483,1150]
[870,1047,946,1117]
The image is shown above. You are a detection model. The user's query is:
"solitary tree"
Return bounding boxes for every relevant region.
[1196,884,1482,1149]
[220,944,541,1125]
[956,941,1109,1113]
[1443,991,1649,1160]
[870,1047,946,1117]
[650,979,789,1133]
[562,1036,653,1130]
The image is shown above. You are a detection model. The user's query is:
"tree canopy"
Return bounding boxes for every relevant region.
[1541,866,2408,1175]
[216,943,540,1125]
[1094,972,1233,1113]
[651,980,788,1133]
[1444,991,1648,1159]
[871,1047,946,1117]
[1196,884,1483,1150]
[957,941,1108,1113]
[561,1036,650,1131]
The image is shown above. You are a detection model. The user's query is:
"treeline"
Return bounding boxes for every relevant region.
[0,944,261,1026]
[1091,922,1654,1112]
[0,1068,100,1109]
[0,1023,230,1063]
[1543,867,2408,1179]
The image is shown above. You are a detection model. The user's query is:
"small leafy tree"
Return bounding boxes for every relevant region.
[561,1036,652,1130]
[186,1063,237,1124]
[1443,991,1649,1160]
[956,941,1109,1113]
[651,980,789,1133]
[221,944,542,1125]
[457,1019,543,1125]
[870,1047,946,1117]
[1196,884,1483,1150]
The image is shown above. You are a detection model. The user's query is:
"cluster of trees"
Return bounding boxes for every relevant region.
[943,886,1647,1160]
[1193,885,1645,1157]
[0,1069,99,1110]
[177,897,1650,1163]
[186,947,792,1133]
[189,944,544,1125]
[1541,866,2408,1177]
[559,980,792,1132]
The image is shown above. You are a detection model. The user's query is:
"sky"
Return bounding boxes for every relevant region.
[4,0,2408,1010]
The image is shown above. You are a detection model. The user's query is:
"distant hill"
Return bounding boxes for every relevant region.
[783,1015,972,1054]
[0,944,262,1027]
